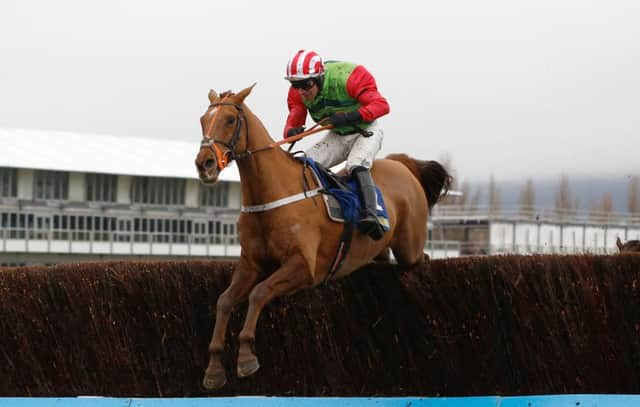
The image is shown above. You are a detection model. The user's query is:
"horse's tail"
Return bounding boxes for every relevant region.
[385,153,453,209]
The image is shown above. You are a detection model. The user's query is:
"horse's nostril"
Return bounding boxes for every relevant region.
[204,159,215,170]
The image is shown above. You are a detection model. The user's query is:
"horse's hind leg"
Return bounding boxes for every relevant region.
[391,244,426,267]
[203,258,259,391]
[390,222,427,267]
[236,253,313,378]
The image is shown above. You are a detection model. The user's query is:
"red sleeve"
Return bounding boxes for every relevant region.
[283,87,308,139]
[345,65,390,123]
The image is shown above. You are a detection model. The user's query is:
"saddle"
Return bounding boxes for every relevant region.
[296,157,390,230]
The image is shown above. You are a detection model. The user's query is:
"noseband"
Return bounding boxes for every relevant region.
[201,101,250,171]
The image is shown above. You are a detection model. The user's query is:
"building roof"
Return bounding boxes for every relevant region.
[0,128,240,182]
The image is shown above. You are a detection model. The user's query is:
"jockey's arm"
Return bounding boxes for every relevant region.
[283,87,308,139]
[345,65,390,123]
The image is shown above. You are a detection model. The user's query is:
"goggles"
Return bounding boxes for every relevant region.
[290,79,316,91]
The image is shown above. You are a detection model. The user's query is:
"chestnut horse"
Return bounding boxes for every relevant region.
[617,237,640,253]
[195,84,451,390]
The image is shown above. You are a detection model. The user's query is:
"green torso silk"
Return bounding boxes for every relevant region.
[303,61,371,135]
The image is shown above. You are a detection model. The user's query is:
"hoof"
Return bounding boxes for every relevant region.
[237,356,260,378]
[202,370,227,391]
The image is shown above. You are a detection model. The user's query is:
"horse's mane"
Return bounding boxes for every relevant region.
[219,90,235,99]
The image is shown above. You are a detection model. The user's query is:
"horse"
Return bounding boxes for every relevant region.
[194,84,452,390]
[616,237,640,253]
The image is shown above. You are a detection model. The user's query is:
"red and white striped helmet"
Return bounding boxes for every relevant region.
[285,49,325,81]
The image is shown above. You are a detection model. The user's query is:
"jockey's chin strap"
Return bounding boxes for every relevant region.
[201,98,333,172]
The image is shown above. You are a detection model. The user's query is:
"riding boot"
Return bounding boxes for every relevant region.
[352,166,385,241]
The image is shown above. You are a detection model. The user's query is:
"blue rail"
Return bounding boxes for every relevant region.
[1,395,640,407]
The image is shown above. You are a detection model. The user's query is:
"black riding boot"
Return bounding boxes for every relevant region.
[352,166,385,241]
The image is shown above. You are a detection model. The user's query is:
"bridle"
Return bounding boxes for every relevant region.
[200,99,250,171]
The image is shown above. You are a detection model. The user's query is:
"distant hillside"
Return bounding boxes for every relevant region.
[468,174,638,213]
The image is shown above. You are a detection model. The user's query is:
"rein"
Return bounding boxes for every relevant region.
[201,98,332,171]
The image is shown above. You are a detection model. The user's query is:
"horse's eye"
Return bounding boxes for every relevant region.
[227,116,235,126]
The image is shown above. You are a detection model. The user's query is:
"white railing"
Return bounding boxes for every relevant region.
[0,227,241,258]
[489,243,618,255]
[425,240,461,259]
[431,205,640,226]
[1,224,461,260]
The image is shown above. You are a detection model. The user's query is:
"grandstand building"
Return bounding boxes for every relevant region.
[1,129,242,266]
[2,128,639,266]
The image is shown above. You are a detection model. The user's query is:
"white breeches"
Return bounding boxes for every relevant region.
[305,121,384,172]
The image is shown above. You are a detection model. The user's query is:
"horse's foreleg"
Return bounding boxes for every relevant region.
[236,253,312,378]
[203,259,258,391]
[373,247,392,263]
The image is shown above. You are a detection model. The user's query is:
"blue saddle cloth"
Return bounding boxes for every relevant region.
[299,157,390,230]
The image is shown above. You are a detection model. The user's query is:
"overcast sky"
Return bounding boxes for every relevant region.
[1,0,639,183]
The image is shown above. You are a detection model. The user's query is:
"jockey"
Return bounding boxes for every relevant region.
[283,49,390,241]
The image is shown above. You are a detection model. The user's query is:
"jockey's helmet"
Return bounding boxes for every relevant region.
[285,49,325,81]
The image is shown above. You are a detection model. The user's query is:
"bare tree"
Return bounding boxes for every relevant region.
[488,174,500,214]
[589,192,614,220]
[593,192,614,213]
[555,173,579,216]
[437,152,459,206]
[628,176,639,214]
[468,187,482,214]
[519,178,535,215]
[458,179,471,208]
[601,192,614,213]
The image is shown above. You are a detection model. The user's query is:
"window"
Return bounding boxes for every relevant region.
[115,219,132,242]
[133,217,149,242]
[2,212,26,238]
[34,170,69,200]
[86,173,117,202]
[0,168,17,198]
[170,219,190,243]
[207,219,238,244]
[200,182,229,207]
[193,221,208,244]
[53,215,69,240]
[71,215,89,241]
[151,218,172,243]
[131,177,185,205]
[59,214,117,241]
[29,215,49,240]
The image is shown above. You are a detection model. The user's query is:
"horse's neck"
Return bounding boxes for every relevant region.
[238,108,305,205]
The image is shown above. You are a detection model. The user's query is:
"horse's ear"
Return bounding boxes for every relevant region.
[616,236,624,251]
[208,89,218,104]
[233,83,256,104]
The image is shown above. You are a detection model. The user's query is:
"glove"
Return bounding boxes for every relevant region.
[327,110,362,127]
[286,126,305,138]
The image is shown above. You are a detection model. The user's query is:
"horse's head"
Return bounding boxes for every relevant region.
[195,84,255,184]
[617,236,640,253]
